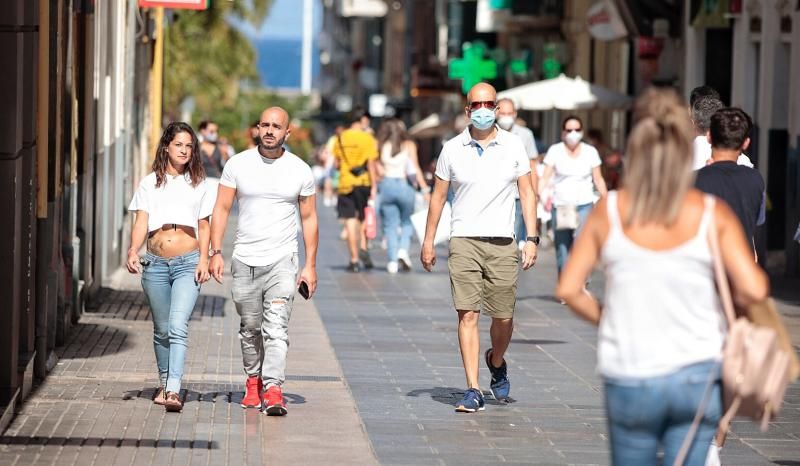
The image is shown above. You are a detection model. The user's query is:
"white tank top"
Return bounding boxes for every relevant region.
[381,142,410,179]
[597,191,726,379]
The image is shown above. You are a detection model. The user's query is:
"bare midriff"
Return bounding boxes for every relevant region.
[147,224,199,258]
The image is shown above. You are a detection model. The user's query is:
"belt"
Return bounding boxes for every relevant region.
[466,236,514,245]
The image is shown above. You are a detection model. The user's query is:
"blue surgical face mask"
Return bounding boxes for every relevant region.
[470,107,496,130]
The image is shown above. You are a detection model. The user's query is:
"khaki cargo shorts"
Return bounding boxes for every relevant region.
[447,237,519,319]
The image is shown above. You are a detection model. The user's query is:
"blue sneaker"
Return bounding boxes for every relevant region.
[455,388,485,413]
[485,348,510,401]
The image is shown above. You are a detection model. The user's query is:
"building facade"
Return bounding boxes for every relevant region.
[685,0,800,273]
[0,0,156,428]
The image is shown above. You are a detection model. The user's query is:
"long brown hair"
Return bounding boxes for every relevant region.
[152,122,205,188]
[623,88,695,226]
[377,118,409,157]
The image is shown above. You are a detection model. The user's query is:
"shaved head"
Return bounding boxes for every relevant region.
[261,106,290,127]
[257,106,291,153]
[466,83,497,103]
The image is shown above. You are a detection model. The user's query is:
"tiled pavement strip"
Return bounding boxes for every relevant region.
[1,203,799,465]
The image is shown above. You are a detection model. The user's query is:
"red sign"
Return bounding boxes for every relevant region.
[139,0,209,10]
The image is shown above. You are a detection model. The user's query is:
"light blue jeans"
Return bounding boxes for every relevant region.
[604,360,722,466]
[552,203,593,275]
[231,254,298,388]
[379,178,416,263]
[140,249,201,393]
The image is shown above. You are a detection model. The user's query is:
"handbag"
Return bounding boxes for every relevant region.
[555,204,579,230]
[674,206,799,465]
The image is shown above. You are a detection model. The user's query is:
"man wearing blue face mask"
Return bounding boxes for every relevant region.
[421,83,540,412]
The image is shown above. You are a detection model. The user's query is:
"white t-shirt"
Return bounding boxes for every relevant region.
[694,135,755,169]
[543,142,601,206]
[435,127,531,237]
[128,172,216,233]
[219,149,316,266]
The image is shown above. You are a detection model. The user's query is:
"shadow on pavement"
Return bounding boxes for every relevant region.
[0,436,219,448]
[123,386,307,406]
[517,294,561,303]
[406,386,515,407]
[510,338,566,345]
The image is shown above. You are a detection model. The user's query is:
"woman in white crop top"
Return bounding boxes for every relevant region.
[376,119,429,273]
[555,89,768,465]
[126,122,217,413]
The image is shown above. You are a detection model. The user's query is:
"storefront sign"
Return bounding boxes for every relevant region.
[139,0,208,9]
[587,0,628,41]
[339,0,387,17]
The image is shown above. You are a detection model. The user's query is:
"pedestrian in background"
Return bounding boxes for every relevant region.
[556,88,769,465]
[696,107,765,253]
[321,124,345,207]
[334,110,379,272]
[421,83,539,413]
[539,116,607,277]
[496,98,539,250]
[689,87,754,169]
[209,107,318,416]
[376,118,429,273]
[198,119,231,180]
[126,122,216,413]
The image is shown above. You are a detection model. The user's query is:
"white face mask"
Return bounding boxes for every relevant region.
[497,116,515,131]
[564,130,583,147]
[205,131,218,143]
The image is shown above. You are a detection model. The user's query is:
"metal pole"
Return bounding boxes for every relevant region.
[37,0,50,220]
[301,0,313,95]
[148,7,164,160]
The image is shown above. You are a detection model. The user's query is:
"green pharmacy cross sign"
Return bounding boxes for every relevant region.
[448,42,498,95]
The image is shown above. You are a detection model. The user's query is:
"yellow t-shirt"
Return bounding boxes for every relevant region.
[333,128,378,194]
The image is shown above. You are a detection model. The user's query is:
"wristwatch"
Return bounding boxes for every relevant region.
[526,236,540,245]
[209,249,223,257]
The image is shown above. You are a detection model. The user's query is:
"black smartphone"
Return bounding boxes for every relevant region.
[298,281,310,300]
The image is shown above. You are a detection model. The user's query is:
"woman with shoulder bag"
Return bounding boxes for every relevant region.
[376,119,430,273]
[126,122,216,413]
[555,89,769,465]
[539,115,607,276]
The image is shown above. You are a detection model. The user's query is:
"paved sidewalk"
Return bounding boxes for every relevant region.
[2,201,799,465]
[312,204,800,465]
[0,215,376,466]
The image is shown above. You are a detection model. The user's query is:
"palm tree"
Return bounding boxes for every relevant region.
[163,0,273,120]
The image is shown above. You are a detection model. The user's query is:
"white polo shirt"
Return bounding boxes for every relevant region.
[219,148,315,266]
[435,127,531,238]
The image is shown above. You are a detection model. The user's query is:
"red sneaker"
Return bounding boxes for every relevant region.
[263,386,287,416]
[241,376,263,408]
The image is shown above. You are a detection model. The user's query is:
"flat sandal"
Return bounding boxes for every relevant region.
[164,391,183,412]
[153,386,166,406]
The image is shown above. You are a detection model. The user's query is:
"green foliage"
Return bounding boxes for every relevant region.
[163,0,273,118]
[202,88,314,162]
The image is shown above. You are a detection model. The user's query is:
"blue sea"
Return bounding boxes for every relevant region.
[253,38,320,90]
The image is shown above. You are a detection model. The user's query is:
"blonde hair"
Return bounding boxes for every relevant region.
[623,88,695,226]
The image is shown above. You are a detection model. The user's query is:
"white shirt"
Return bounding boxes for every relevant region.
[435,127,530,237]
[381,142,411,179]
[543,142,602,206]
[693,135,754,169]
[219,148,315,266]
[510,124,538,159]
[598,192,725,378]
[128,172,216,233]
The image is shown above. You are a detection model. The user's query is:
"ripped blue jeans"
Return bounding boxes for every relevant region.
[231,254,298,388]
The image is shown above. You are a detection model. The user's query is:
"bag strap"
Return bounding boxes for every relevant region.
[674,199,734,465]
[337,134,363,170]
[673,367,720,466]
